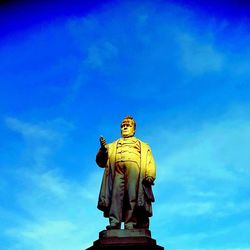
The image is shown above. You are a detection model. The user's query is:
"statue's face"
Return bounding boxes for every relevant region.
[121,119,135,138]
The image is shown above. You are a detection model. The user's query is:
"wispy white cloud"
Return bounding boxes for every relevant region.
[4,117,74,169]
[23,169,69,199]
[5,117,58,140]
[153,220,250,250]
[6,219,84,250]
[85,41,118,69]
[10,220,77,240]
[5,117,74,139]
[178,33,224,75]
[156,201,215,217]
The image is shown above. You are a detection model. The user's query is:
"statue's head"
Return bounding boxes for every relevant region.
[121,116,136,138]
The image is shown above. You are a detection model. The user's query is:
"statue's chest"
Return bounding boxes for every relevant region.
[115,140,141,162]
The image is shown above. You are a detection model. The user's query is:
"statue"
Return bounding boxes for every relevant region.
[96,116,156,230]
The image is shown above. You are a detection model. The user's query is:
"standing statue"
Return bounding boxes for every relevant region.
[96,116,156,230]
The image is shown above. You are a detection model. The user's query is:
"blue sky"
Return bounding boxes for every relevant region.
[0,0,250,249]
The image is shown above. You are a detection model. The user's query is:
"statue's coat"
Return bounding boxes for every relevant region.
[97,138,156,219]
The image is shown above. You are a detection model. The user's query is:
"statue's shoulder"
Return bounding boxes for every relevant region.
[136,138,150,150]
[107,139,119,149]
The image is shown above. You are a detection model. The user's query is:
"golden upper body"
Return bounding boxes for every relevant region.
[115,137,141,163]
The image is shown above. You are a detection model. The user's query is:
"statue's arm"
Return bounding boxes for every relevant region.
[96,136,108,168]
[145,148,156,184]
[96,148,108,168]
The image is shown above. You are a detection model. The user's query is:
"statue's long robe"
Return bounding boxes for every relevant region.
[96,138,156,219]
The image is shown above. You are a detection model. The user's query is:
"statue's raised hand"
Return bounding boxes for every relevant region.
[99,136,107,151]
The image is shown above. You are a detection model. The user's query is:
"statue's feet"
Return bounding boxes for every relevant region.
[124,223,136,230]
[106,224,121,230]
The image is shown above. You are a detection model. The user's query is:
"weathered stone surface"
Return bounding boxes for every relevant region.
[86,229,164,250]
[99,229,151,238]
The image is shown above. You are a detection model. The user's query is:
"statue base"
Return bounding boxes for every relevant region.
[86,229,164,250]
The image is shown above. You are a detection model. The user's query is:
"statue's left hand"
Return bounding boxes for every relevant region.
[144,176,154,185]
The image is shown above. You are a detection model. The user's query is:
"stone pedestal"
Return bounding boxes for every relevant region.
[86,229,164,250]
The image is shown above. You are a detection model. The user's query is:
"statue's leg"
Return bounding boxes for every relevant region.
[109,162,125,228]
[124,161,140,229]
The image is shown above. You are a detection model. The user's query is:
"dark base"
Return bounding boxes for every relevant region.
[86,229,164,250]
